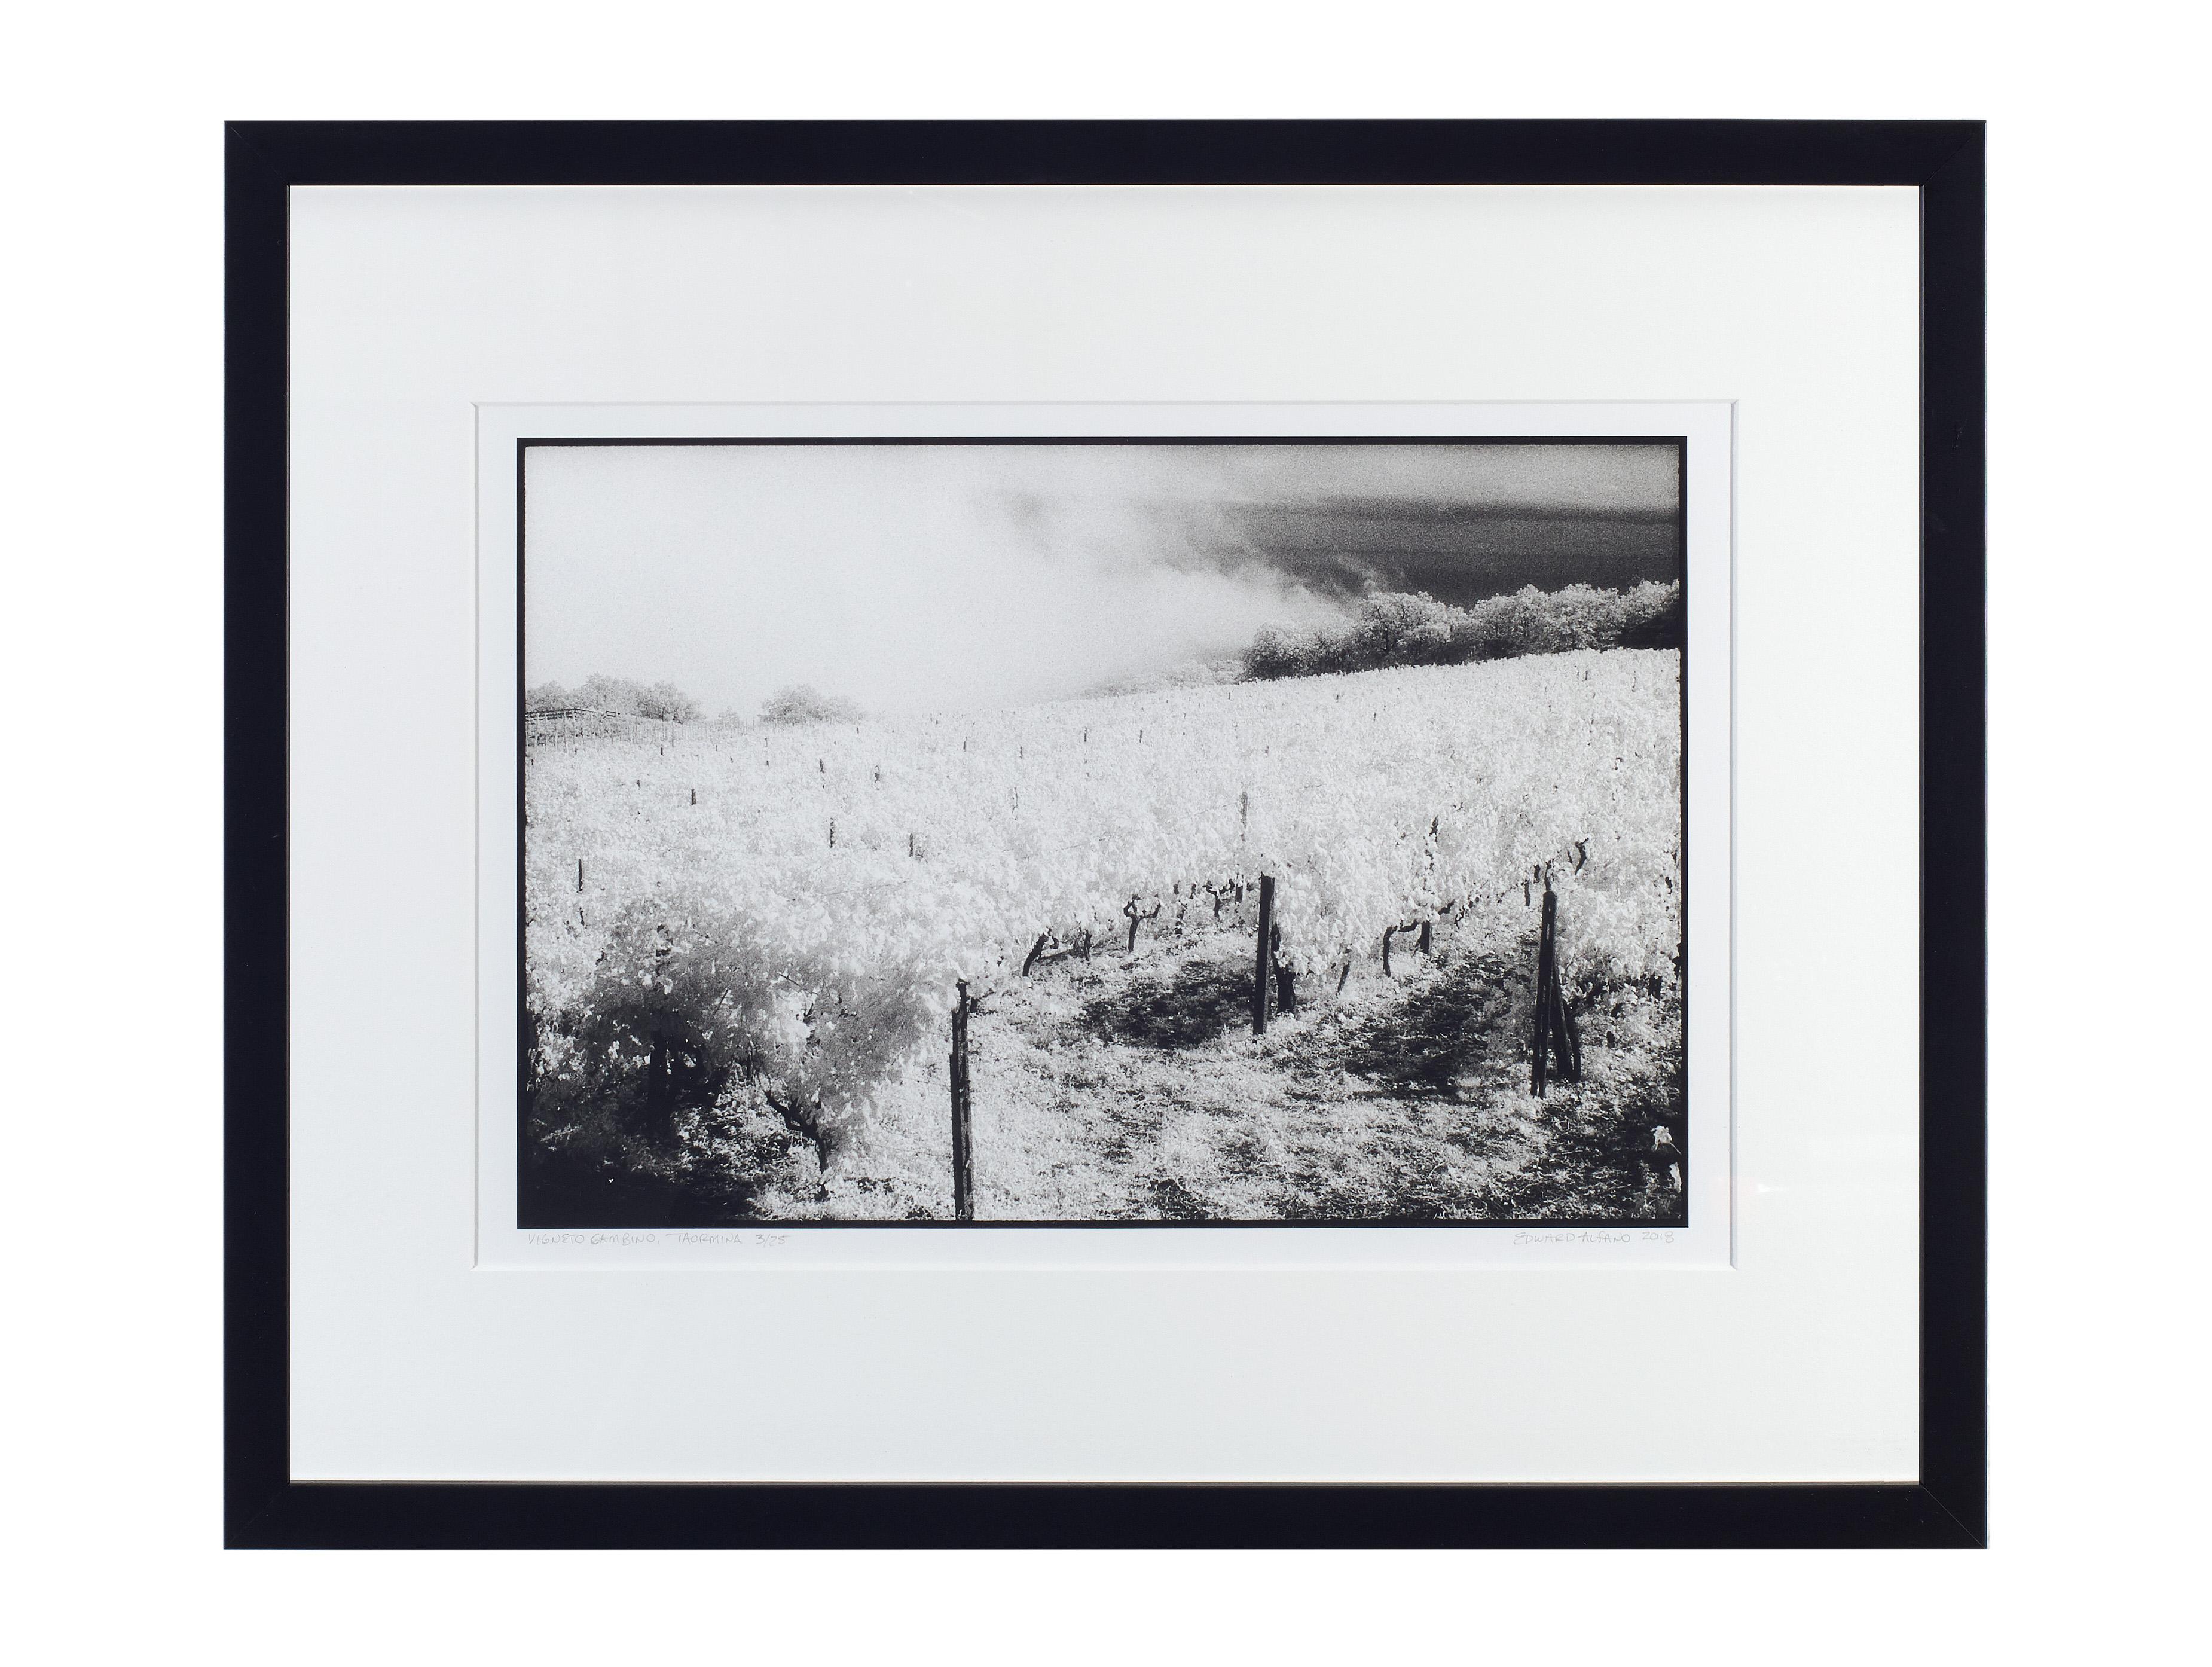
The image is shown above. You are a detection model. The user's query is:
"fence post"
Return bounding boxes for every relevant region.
[1251,874,1276,1034]
[1531,886,1559,1097]
[949,981,974,1222]
[1550,976,1582,1082]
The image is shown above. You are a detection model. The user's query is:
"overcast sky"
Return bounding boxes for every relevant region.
[523,442,1679,716]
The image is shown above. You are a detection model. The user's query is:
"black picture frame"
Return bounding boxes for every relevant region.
[227,119,1985,1549]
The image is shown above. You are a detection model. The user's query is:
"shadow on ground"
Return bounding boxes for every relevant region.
[520,1142,766,1228]
[1300,948,1528,1097]
[1480,1071,1687,1223]
[1078,954,1255,1048]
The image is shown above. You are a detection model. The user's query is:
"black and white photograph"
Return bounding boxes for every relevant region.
[520,438,1691,1227]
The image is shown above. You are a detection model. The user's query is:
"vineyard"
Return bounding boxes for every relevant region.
[522,648,1685,1223]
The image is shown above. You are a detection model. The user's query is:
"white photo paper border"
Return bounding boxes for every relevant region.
[289,184,1917,1482]
[473,401,1734,1271]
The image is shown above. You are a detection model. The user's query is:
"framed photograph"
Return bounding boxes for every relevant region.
[228,120,1984,1545]
[491,406,1725,1268]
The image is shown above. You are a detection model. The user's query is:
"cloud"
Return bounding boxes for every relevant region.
[523,442,1677,715]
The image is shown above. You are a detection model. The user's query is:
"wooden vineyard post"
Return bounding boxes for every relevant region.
[1530,887,1556,1095]
[1251,873,1276,1034]
[949,980,974,1222]
[1529,884,1583,1096]
[1550,976,1582,1082]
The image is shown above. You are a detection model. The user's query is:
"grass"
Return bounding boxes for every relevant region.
[582,913,1691,1226]
[519,649,1686,1228]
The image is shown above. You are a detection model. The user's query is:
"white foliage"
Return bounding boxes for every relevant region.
[528,649,1682,1131]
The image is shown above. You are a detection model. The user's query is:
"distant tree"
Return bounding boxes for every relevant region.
[574,673,644,713]
[635,680,703,723]
[1528,584,1620,651]
[1618,580,1684,648]
[1239,580,1686,680]
[1346,591,1459,670]
[560,673,703,722]
[1242,627,1316,681]
[760,685,864,726]
[524,680,575,712]
[1458,587,1545,660]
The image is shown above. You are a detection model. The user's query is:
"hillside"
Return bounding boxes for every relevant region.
[522,649,1684,1222]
